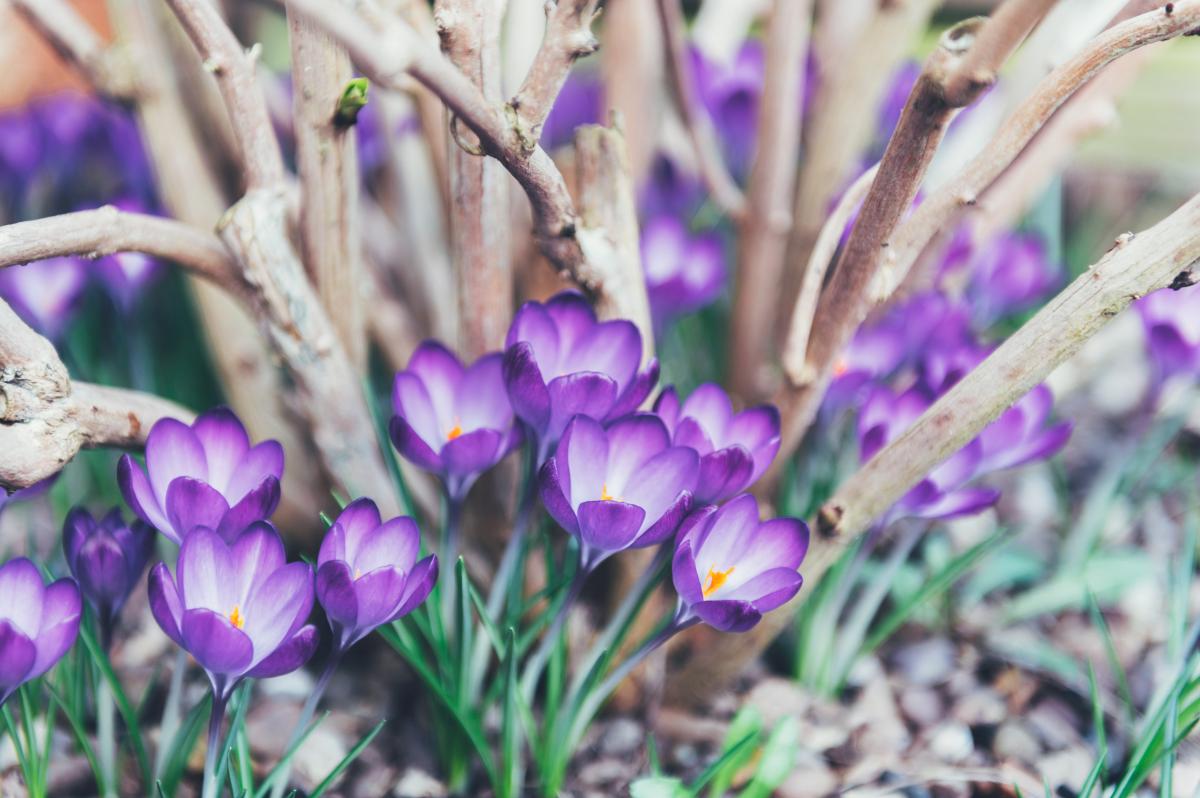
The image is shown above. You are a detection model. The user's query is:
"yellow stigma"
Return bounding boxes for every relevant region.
[228,605,245,630]
[600,483,616,501]
[702,565,735,598]
[447,423,464,441]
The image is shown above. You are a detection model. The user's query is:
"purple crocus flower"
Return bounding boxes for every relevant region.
[0,107,43,185]
[96,200,163,311]
[540,414,698,570]
[967,233,1061,324]
[641,216,726,329]
[858,385,999,523]
[503,292,658,461]
[654,384,779,504]
[976,385,1072,473]
[0,257,88,339]
[689,42,765,179]
[672,494,808,633]
[62,508,156,649]
[147,523,317,700]
[390,342,522,502]
[541,71,604,152]
[640,154,706,221]
[0,558,82,705]
[316,498,438,651]
[119,408,284,545]
[1136,283,1200,382]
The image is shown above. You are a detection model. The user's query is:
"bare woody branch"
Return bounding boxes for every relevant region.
[941,0,1059,106]
[0,299,194,491]
[729,0,813,399]
[163,0,286,189]
[509,0,602,146]
[772,0,1059,472]
[163,0,399,514]
[573,124,655,353]
[655,0,748,220]
[435,0,512,357]
[886,1,1200,298]
[9,0,136,99]
[279,0,617,302]
[670,189,1200,705]
[288,14,367,368]
[0,208,246,299]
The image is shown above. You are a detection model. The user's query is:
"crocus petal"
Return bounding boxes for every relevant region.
[0,621,36,690]
[680,384,734,439]
[229,522,288,606]
[148,563,184,645]
[577,500,645,554]
[389,415,444,473]
[693,599,761,633]
[560,415,609,508]
[408,341,466,436]
[543,292,596,354]
[244,562,315,656]
[315,561,359,629]
[671,541,705,606]
[566,320,640,394]
[694,446,755,504]
[191,408,251,492]
[735,517,810,575]
[0,558,44,637]
[181,609,254,675]
[545,372,619,441]
[118,456,172,538]
[216,477,281,542]
[75,534,128,608]
[608,359,660,420]
[539,459,579,534]
[441,428,505,477]
[673,417,716,456]
[457,353,513,431]
[919,486,1001,521]
[348,566,408,635]
[690,494,760,571]
[29,580,81,679]
[506,300,561,364]
[145,418,207,507]
[392,372,442,450]
[245,625,318,678]
[166,478,231,540]
[723,568,803,611]
[225,441,285,502]
[62,507,91,567]
[633,491,692,548]
[392,555,438,620]
[653,386,682,432]
[502,342,551,432]
[604,414,671,496]
[353,516,421,575]
[177,527,233,612]
[621,447,699,524]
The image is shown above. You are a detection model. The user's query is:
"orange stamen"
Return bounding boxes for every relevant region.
[833,357,850,378]
[228,605,245,630]
[600,483,616,501]
[702,565,735,598]
[447,423,464,441]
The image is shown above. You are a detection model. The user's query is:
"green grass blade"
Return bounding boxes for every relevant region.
[1086,593,1135,721]
[158,693,212,798]
[78,625,152,786]
[45,683,105,796]
[252,712,330,798]
[706,706,762,798]
[308,719,386,798]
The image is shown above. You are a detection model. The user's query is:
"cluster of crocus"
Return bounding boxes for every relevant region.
[640,216,727,331]
[0,94,164,335]
[846,289,1071,523]
[390,291,806,639]
[1135,282,1200,384]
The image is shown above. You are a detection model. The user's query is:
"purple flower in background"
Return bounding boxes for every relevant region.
[119,408,284,545]
[0,558,81,705]
[148,523,317,699]
[858,385,999,523]
[390,342,522,501]
[0,108,43,185]
[62,508,155,649]
[97,200,163,311]
[672,495,807,633]
[503,292,658,461]
[690,42,765,178]
[640,154,706,220]
[316,498,437,651]
[641,216,726,329]
[977,385,1072,473]
[1136,283,1200,382]
[919,335,991,395]
[655,384,779,504]
[540,414,697,570]
[967,233,1061,324]
[541,71,604,151]
[0,476,57,520]
[0,257,88,339]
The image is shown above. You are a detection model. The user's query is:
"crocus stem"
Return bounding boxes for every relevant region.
[153,648,189,780]
[520,555,587,702]
[570,614,700,748]
[440,494,463,627]
[267,650,342,798]
[201,692,229,798]
[468,446,538,699]
[98,674,117,798]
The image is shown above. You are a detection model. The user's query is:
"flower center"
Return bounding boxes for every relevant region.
[702,565,735,598]
[228,605,245,630]
[447,423,464,441]
[833,357,850,377]
[600,483,618,501]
